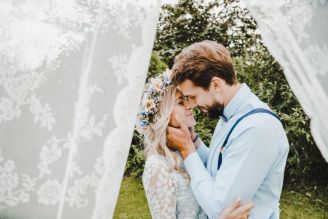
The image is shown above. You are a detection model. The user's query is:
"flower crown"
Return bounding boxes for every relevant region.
[136,70,172,132]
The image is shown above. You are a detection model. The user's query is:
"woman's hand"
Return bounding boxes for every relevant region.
[218,198,254,219]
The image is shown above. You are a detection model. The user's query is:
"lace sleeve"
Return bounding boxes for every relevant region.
[142,155,177,219]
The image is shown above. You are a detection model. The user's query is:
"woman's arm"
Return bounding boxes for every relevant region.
[142,156,177,218]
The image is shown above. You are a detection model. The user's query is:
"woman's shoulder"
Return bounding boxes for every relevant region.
[144,153,170,171]
[142,153,176,187]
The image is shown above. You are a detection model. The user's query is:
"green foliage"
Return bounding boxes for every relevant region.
[126,0,328,192]
[155,0,259,66]
[193,108,218,146]
[125,136,145,177]
[147,52,168,79]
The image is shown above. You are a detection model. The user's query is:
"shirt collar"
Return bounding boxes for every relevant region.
[221,83,251,121]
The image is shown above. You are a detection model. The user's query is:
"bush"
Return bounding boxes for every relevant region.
[125,132,145,177]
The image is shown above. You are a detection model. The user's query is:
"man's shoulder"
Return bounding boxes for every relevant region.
[230,107,289,151]
[228,103,285,139]
[238,98,281,127]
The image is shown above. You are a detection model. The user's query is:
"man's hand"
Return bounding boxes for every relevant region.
[219,198,254,219]
[189,126,197,142]
[167,115,196,159]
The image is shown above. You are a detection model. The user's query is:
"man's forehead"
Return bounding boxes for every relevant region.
[177,80,195,95]
[177,86,190,96]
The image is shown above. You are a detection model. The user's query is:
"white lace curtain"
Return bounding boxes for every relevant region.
[242,0,328,162]
[0,0,160,218]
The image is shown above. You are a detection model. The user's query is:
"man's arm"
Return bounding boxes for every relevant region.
[184,124,280,219]
[190,127,209,164]
[194,137,209,165]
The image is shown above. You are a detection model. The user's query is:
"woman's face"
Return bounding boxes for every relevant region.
[169,89,196,128]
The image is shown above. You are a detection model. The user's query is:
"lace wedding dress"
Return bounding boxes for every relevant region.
[142,153,207,219]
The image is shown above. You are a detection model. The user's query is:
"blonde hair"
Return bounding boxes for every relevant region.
[141,85,189,178]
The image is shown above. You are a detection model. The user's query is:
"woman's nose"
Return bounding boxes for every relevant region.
[185,108,192,113]
[184,100,196,110]
[183,100,192,110]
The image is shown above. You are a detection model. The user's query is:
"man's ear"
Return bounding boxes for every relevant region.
[210,77,223,92]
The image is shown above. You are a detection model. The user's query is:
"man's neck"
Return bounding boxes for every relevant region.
[223,82,242,107]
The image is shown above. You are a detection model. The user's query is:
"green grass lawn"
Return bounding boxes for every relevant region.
[114,177,151,219]
[114,177,328,219]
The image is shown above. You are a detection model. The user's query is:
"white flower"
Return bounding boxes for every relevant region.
[4,160,15,171]
[19,193,29,203]
[145,99,155,111]
[37,179,62,205]
[40,142,62,163]
[0,170,19,193]
[29,95,56,131]
[150,78,163,91]
[163,69,172,78]
[0,98,17,122]
[0,98,14,113]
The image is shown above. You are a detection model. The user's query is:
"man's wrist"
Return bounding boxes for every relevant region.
[190,128,197,140]
[181,143,196,160]
[192,133,199,143]
[193,134,202,149]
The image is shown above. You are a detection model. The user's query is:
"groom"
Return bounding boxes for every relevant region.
[167,40,289,219]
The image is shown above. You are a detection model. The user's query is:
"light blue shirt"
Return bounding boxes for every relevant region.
[184,83,289,219]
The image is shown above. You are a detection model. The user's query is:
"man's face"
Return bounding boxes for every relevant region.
[178,79,224,119]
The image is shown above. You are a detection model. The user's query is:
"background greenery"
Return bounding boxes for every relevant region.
[120,0,328,217]
[114,177,328,219]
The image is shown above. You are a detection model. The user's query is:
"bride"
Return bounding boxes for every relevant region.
[137,71,254,219]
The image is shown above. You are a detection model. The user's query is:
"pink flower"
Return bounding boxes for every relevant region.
[145,99,155,111]
[151,78,163,91]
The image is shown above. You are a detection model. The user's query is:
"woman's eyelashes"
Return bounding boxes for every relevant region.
[184,95,195,101]
[175,97,184,106]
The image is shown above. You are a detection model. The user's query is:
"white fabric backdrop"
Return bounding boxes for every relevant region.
[0,0,160,218]
[242,0,328,162]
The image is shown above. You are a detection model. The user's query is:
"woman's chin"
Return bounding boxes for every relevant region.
[187,117,196,127]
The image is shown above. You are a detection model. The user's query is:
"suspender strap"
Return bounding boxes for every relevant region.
[217,108,281,171]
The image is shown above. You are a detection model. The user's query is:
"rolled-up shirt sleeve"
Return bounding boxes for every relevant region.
[184,123,280,219]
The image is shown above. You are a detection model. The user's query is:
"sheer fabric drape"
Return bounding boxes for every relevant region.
[0,0,160,218]
[242,0,328,162]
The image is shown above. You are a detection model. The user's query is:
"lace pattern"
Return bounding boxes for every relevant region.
[142,154,207,219]
[0,0,160,218]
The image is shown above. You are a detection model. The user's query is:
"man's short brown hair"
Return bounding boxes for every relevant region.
[171,40,237,89]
